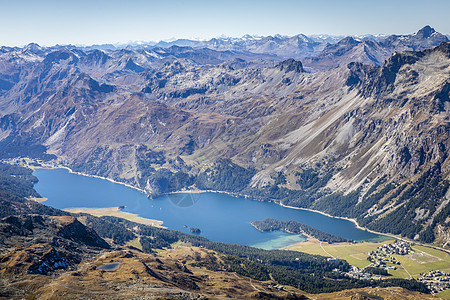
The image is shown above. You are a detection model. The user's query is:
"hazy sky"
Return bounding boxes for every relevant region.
[1,0,449,46]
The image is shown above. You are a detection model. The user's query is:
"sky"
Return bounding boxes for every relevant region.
[1,0,449,46]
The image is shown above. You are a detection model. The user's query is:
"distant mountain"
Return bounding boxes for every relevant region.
[304,26,449,70]
[142,34,327,59]
[13,26,447,70]
[199,34,326,59]
[0,35,448,248]
[81,43,117,51]
[116,26,446,65]
[381,25,449,51]
[154,38,204,48]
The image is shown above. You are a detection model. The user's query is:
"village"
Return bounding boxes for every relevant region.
[342,266,372,280]
[419,270,450,294]
[367,240,413,268]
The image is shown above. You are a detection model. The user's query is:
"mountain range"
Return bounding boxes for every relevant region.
[0,26,448,248]
[123,26,448,67]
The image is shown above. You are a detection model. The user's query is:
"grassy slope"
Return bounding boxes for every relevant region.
[437,289,450,299]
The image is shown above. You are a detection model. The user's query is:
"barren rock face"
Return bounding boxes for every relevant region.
[0,214,110,280]
[0,32,448,245]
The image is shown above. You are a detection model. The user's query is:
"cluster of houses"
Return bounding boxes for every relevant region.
[367,250,400,267]
[377,241,413,255]
[367,241,414,268]
[419,270,450,294]
[343,266,372,280]
[335,240,449,295]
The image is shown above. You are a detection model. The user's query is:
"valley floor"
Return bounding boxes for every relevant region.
[19,159,450,251]
[286,238,450,297]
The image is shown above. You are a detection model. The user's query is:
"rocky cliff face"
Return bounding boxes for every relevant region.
[0,30,448,245]
[0,214,109,276]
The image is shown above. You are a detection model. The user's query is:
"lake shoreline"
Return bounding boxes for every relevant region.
[64,206,166,228]
[170,189,392,243]
[276,202,391,240]
[32,164,147,194]
[30,164,448,253]
[31,165,392,243]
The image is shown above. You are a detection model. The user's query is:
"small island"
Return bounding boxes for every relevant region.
[190,227,201,234]
[251,218,348,244]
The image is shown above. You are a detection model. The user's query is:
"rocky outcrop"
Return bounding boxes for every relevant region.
[0,243,72,275]
[276,58,304,73]
[0,34,448,244]
[0,214,110,278]
[0,214,109,249]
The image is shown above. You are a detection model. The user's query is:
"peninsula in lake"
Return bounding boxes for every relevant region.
[0,10,449,297]
[251,218,349,244]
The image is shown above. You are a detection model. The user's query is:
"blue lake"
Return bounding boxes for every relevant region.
[33,168,388,249]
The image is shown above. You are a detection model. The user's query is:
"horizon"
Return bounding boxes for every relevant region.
[4,25,449,49]
[1,0,449,47]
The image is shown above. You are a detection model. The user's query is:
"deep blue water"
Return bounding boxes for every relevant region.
[33,168,388,249]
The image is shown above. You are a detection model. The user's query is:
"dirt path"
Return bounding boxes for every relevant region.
[320,242,335,258]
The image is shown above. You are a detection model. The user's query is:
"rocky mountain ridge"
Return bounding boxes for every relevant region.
[0,28,448,246]
[303,25,449,70]
[0,214,109,275]
[3,26,446,68]
[91,26,446,63]
[0,212,308,299]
